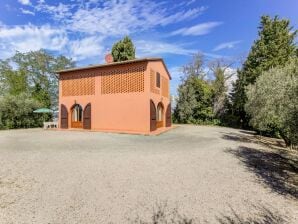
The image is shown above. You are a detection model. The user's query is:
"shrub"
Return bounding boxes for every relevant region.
[0,93,43,129]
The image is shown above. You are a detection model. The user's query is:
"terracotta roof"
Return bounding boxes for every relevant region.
[57,57,171,79]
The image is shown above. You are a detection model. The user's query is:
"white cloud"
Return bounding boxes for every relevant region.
[35,2,72,21]
[135,40,196,56]
[0,24,68,58]
[68,36,105,61]
[0,23,104,61]
[213,40,241,51]
[18,0,31,5]
[171,22,222,36]
[1,0,214,64]
[157,7,207,26]
[20,8,35,15]
[203,52,225,59]
[33,0,206,36]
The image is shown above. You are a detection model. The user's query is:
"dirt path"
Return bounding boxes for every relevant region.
[0,125,297,223]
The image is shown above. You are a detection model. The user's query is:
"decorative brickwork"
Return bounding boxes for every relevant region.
[150,69,160,94]
[162,76,169,98]
[101,64,145,94]
[61,73,95,96]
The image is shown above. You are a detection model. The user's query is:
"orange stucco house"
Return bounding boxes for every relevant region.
[57,57,172,134]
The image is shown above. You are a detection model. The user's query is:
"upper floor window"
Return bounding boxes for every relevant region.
[156,72,160,88]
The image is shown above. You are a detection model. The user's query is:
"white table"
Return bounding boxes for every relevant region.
[43,122,58,129]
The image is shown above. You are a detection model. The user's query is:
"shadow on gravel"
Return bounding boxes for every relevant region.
[130,202,288,224]
[221,132,286,150]
[222,133,253,143]
[216,204,287,224]
[225,146,298,199]
[129,202,193,224]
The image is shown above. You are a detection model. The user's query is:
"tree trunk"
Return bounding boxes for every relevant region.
[279,131,292,148]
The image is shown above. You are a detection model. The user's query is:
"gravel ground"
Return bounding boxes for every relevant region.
[0,125,297,223]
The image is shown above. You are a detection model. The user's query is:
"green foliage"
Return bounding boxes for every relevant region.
[229,70,250,127]
[209,59,235,124]
[0,60,28,95]
[0,50,75,109]
[0,93,43,129]
[111,36,136,62]
[245,59,298,148]
[232,15,297,128]
[173,54,214,124]
[0,50,74,129]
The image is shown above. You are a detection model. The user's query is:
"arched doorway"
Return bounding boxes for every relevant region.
[60,104,68,129]
[150,100,157,131]
[156,102,164,128]
[166,103,171,127]
[83,103,91,129]
[71,104,83,128]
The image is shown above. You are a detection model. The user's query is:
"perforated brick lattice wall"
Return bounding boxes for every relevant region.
[101,64,145,94]
[162,76,169,98]
[61,73,95,96]
[150,69,160,94]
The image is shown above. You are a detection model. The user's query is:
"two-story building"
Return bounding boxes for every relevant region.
[57,57,171,134]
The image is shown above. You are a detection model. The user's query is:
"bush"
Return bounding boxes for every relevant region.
[0,93,43,129]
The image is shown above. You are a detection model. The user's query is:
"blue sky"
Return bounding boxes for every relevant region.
[0,0,297,95]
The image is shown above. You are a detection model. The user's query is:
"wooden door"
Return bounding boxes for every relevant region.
[150,100,157,131]
[166,104,171,127]
[156,102,164,128]
[71,121,83,128]
[71,104,83,128]
[83,103,91,129]
[60,104,68,129]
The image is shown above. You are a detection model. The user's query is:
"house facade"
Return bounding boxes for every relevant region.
[58,58,171,134]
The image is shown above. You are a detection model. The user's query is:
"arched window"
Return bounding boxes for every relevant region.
[157,103,164,122]
[72,104,83,122]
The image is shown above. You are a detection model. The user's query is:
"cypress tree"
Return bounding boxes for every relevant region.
[111,36,136,62]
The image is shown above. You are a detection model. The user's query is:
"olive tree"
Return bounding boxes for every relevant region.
[0,93,43,129]
[245,59,298,148]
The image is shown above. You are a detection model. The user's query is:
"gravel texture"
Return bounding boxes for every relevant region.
[0,125,297,223]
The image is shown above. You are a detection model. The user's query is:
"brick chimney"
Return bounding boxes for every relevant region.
[105,52,113,63]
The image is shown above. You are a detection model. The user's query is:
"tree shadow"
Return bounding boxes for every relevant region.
[129,201,193,224]
[216,204,288,224]
[222,133,253,143]
[221,132,287,151]
[226,146,298,199]
[129,201,289,224]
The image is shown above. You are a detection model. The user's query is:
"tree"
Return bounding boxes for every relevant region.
[0,60,28,95]
[0,93,42,129]
[0,50,74,129]
[245,59,298,148]
[111,36,136,62]
[232,15,297,128]
[208,59,235,120]
[0,50,75,109]
[173,54,214,124]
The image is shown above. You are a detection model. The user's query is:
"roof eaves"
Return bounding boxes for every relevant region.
[57,57,171,80]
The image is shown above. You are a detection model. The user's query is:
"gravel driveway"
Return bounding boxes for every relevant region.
[0,125,297,223]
